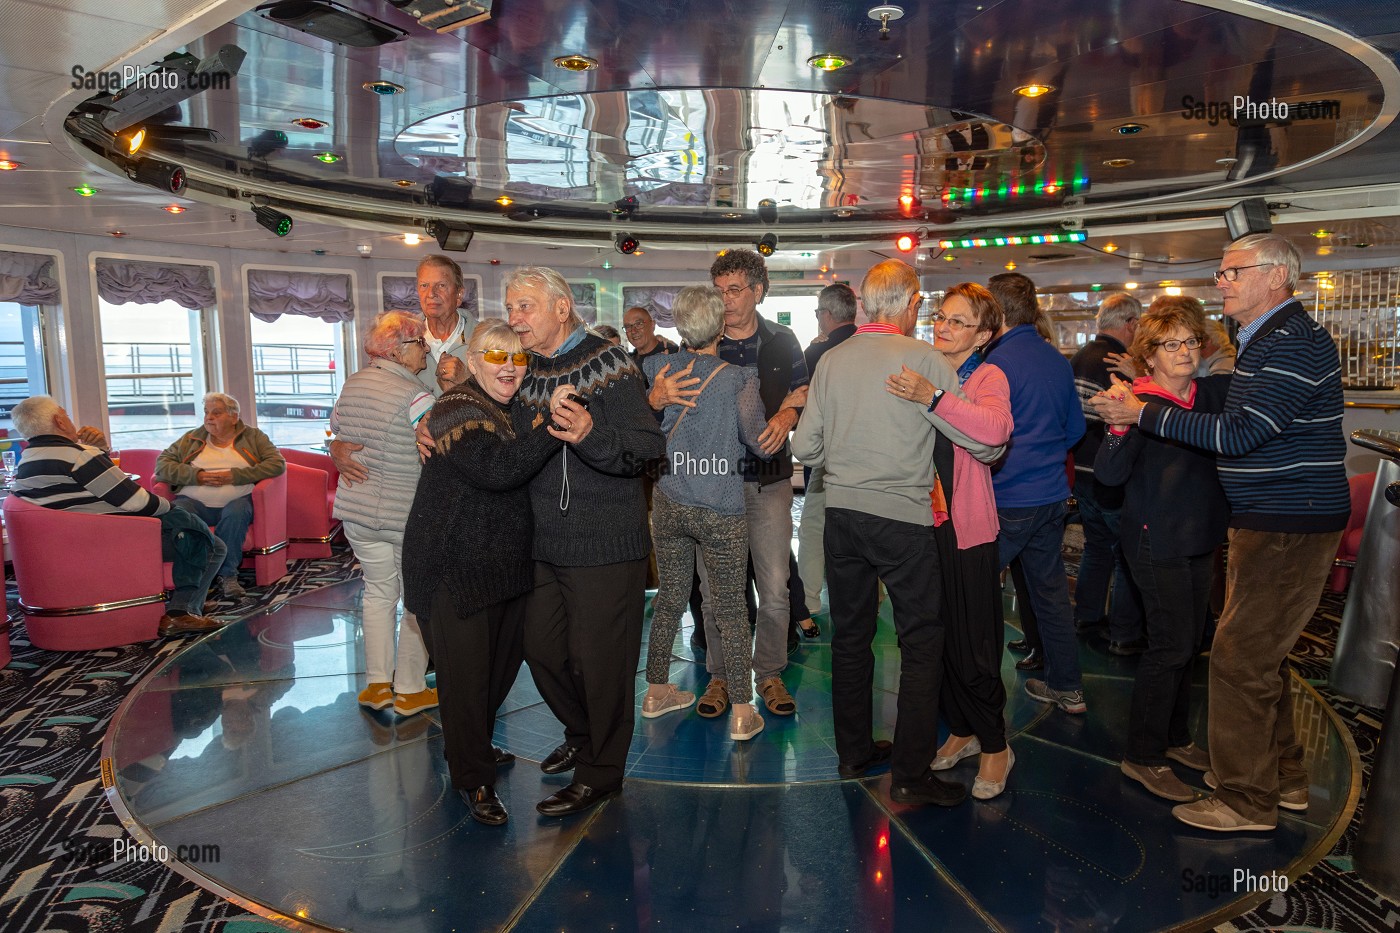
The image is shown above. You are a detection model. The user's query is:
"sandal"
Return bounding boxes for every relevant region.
[696,679,729,718]
[757,676,796,716]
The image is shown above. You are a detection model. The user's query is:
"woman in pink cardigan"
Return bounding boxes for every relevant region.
[887,283,1014,799]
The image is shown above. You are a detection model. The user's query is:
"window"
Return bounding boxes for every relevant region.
[0,301,50,438]
[99,297,210,449]
[249,315,347,448]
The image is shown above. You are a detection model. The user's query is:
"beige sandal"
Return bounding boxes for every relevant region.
[757,676,796,716]
[696,678,729,718]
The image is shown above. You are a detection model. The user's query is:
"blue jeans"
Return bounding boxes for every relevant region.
[158,508,226,615]
[997,501,1082,692]
[175,494,253,578]
[1073,475,1143,643]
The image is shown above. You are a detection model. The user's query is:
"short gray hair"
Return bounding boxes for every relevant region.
[203,392,241,416]
[502,266,582,328]
[860,259,919,322]
[1228,233,1300,291]
[11,395,63,439]
[1096,292,1142,331]
[818,283,857,323]
[417,254,464,292]
[672,285,725,348]
[362,311,426,359]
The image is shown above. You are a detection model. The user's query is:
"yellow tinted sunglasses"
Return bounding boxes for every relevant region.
[480,349,529,366]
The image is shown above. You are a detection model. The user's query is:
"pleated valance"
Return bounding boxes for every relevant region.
[95,258,216,309]
[247,269,354,323]
[0,250,60,304]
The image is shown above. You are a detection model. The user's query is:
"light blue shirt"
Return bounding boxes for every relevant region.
[1235,298,1294,353]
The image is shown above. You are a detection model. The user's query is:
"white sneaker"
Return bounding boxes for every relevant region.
[641,684,695,719]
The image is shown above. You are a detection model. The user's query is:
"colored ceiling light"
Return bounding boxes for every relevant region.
[496,195,514,207]
[1102,158,1134,168]
[363,80,405,95]
[292,117,328,129]
[0,159,23,170]
[163,204,186,214]
[601,259,612,270]
[1014,83,1055,98]
[615,232,640,255]
[1004,260,1017,271]
[894,232,919,253]
[109,230,125,237]
[403,233,421,246]
[394,179,416,187]
[73,185,99,196]
[937,231,1086,250]
[553,54,598,72]
[1090,283,1103,291]
[807,53,851,72]
[1312,229,1333,238]
[898,193,921,217]
[756,233,778,257]
[1165,286,1183,296]
[1113,123,1147,135]
[943,253,956,261]
[125,127,146,155]
[1103,242,1119,253]
[314,152,341,163]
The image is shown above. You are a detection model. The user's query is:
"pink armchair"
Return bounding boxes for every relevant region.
[150,471,289,587]
[1330,472,1377,593]
[280,448,342,559]
[3,494,165,650]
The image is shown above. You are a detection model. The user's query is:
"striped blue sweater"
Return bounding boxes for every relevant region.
[1137,301,1349,533]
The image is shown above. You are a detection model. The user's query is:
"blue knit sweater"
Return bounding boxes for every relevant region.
[1137,300,1349,533]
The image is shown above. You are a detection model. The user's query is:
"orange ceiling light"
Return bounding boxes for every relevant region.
[163,204,187,214]
[0,159,22,171]
[1014,83,1055,98]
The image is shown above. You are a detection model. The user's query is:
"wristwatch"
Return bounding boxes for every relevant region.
[927,388,944,412]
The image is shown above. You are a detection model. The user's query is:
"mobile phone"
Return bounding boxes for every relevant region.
[551,393,588,430]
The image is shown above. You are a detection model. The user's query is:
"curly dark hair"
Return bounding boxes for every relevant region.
[709,248,770,303]
[1129,296,1207,374]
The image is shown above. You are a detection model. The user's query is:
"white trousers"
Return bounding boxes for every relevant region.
[344,521,429,695]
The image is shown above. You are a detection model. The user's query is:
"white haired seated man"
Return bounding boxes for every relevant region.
[9,396,228,636]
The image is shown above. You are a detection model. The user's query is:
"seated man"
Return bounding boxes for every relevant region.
[156,392,285,599]
[9,395,227,636]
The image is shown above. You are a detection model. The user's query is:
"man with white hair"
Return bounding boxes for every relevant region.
[9,396,227,636]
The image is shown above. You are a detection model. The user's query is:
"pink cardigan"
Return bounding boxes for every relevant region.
[931,362,1012,549]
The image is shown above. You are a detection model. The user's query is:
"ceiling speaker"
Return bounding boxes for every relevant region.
[1224,198,1272,240]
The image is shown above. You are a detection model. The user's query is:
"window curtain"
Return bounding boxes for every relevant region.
[381,275,479,317]
[571,283,597,324]
[620,286,681,328]
[95,258,216,309]
[247,269,354,323]
[0,250,60,303]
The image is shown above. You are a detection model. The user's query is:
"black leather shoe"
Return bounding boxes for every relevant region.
[493,746,515,766]
[1007,638,1030,653]
[1015,648,1044,671]
[838,740,893,779]
[890,770,967,807]
[540,744,580,774]
[460,785,508,826]
[536,782,619,816]
[1075,616,1107,636]
[1108,639,1147,657]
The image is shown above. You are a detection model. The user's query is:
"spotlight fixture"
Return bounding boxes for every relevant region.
[936,231,1087,249]
[757,198,778,224]
[807,53,851,71]
[248,129,290,159]
[894,232,919,253]
[124,127,146,155]
[253,205,293,237]
[72,185,99,197]
[756,233,778,256]
[0,160,22,171]
[363,80,405,95]
[163,204,186,214]
[1112,123,1147,135]
[314,151,341,163]
[613,195,638,217]
[427,220,473,251]
[1014,83,1055,98]
[615,232,640,255]
[1224,198,1272,239]
[898,193,921,217]
[129,158,186,194]
[425,176,474,208]
[553,54,598,72]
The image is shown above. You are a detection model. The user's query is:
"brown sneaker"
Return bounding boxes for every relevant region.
[1165,742,1211,772]
[1204,771,1309,811]
[757,676,796,716]
[158,613,225,636]
[1172,795,1276,832]
[358,682,394,711]
[1121,760,1197,802]
[393,688,439,717]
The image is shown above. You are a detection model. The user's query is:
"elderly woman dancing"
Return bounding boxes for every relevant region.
[332,311,437,718]
[641,285,772,741]
[885,283,1015,799]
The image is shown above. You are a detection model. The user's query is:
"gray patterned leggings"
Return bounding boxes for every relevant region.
[646,490,754,703]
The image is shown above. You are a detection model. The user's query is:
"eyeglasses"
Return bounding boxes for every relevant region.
[718,283,754,299]
[401,337,427,348]
[622,321,649,332]
[930,312,974,330]
[480,349,529,365]
[416,282,456,295]
[1213,263,1276,282]
[1156,336,1204,352]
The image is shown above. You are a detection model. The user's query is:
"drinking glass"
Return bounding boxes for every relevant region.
[108,447,122,470]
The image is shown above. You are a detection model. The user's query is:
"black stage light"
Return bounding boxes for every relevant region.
[426,176,474,208]
[757,198,778,224]
[756,233,778,257]
[248,129,288,159]
[1224,198,1272,240]
[253,205,293,237]
[613,195,639,217]
[129,158,186,194]
[427,220,474,251]
[615,232,640,255]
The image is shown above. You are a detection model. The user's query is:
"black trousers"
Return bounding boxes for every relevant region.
[935,525,1008,753]
[523,558,646,791]
[419,586,526,789]
[1011,557,1041,650]
[1123,528,1211,765]
[825,508,944,785]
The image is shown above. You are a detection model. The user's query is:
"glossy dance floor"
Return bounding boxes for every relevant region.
[103,581,1358,932]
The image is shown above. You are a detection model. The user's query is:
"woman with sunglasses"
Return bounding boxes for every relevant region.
[332,311,437,719]
[402,320,584,826]
[1094,296,1231,802]
[884,283,1014,799]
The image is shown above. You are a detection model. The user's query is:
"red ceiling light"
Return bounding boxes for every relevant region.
[899,193,921,217]
[0,159,24,171]
[895,232,919,253]
[163,204,187,214]
[291,117,328,129]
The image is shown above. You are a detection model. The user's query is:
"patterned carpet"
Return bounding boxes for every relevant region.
[1,532,1397,932]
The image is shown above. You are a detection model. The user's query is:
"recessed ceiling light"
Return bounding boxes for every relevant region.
[1215,157,1237,166]
[943,254,956,261]
[1102,158,1134,168]
[1165,286,1183,296]
[363,80,405,95]
[601,259,612,270]
[403,233,422,245]
[1317,246,1333,256]
[1014,83,1055,98]
[1113,123,1147,135]
[109,230,126,237]
[1318,279,1335,289]
[1312,229,1332,238]
[496,195,514,206]
[314,152,341,163]
[73,185,99,197]
[394,179,415,187]
[1103,242,1119,253]
[834,208,855,218]
[553,54,598,72]
[0,159,23,171]
[1124,281,1139,290]
[807,53,851,71]
[722,212,742,219]
[1004,260,1017,271]
[292,118,328,129]
[163,204,186,214]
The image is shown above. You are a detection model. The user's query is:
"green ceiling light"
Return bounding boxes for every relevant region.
[73,185,99,197]
[807,53,851,72]
[314,151,341,163]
